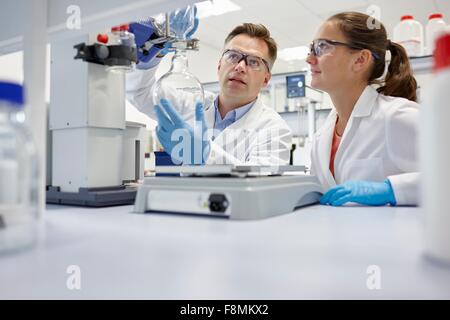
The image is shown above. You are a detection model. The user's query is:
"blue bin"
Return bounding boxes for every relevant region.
[154,151,180,176]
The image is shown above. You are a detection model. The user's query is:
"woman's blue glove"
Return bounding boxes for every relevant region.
[320,180,397,206]
[155,99,210,165]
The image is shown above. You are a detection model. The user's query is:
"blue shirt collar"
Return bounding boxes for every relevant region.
[214,98,255,123]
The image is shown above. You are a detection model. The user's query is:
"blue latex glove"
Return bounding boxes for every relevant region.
[160,5,199,56]
[155,99,210,165]
[129,19,166,68]
[320,180,397,206]
[169,5,199,40]
[129,5,199,69]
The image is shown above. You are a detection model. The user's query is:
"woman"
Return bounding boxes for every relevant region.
[306,12,419,206]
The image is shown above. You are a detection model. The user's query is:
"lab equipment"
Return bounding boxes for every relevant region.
[152,49,205,126]
[129,19,167,67]
[151,5,203,126]
[425,13,447,55]
[46,32,142,207]
[421,32,450,263]
[129,5,199,69]
[155,99,209,165]
[106,24,137,73]
[393,15,424,57]
[73,29,138,73]
[122,121,146,183]
[286,74,306,98]
[0,81,39,254]
[320,180,396,207]
[134,165,323,220]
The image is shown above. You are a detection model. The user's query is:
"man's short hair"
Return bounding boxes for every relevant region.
[224,23,277,70]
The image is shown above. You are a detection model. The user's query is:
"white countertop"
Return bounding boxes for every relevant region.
[1,204,450,299]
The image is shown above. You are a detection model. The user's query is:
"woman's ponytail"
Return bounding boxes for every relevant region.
[377,41,418,102]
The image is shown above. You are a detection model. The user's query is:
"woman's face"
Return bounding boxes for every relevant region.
[306,21,358,93]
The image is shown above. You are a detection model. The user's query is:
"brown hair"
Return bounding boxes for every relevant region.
[328,12,417,102]
[224,23,277,70]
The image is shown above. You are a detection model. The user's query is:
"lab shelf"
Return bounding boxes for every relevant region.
[410,55,433,73]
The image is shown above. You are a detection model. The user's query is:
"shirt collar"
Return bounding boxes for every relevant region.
[214,98,256,122]
[351,85,378,118]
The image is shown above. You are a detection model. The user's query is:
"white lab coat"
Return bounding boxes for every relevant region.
[310,85,419,206]
[126,67,292,165]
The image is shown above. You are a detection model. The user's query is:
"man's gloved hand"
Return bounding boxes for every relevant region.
[169,5,199,40]
[319,180,397,206]
[129,19,166,69]
[155,99,210,165]
[129,5,199,70]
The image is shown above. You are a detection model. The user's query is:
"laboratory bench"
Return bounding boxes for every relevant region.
[1,204,450,299]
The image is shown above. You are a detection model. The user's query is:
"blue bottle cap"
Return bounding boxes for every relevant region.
[0,81,24,106]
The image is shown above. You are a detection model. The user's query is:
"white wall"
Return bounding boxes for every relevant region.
[0,45,50,104]
[0,50,24,83]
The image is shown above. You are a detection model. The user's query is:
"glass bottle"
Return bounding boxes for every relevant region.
[0,81,39,255]
[152,49,204,126]
[106,24,137,73]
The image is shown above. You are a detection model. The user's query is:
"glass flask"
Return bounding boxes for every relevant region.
[152,49,204,126]
[0,81,39,255]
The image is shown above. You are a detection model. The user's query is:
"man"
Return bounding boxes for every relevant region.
[127,20,292,165]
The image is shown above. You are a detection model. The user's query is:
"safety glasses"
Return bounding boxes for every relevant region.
[309,39,379,60]
[221,49,270,72]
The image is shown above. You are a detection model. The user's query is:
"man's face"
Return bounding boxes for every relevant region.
[217,34,272,106]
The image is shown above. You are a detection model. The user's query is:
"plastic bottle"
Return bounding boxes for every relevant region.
[426,13,447,55]
[0,81,39,254]
[421,32,450,264]
[106,24,136,73]
[118,24,136,49]
[118,24,137,72]
[393,15,424,57]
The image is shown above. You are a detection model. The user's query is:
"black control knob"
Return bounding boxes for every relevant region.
[208,194,229,213]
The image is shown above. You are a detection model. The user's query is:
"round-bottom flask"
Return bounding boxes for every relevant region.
[152,49,204,126]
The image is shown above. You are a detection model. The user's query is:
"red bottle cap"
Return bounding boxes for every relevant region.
[111,26,120,32]
[429,13,443,20]
[434,33,450,72]
[119,24,129,31]
[401,15,414,21]
[97,34,109,44]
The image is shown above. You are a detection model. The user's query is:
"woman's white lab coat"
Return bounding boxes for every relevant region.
[310,86,419,206]
[126,67,292,165]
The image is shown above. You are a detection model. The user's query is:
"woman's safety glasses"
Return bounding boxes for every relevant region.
[309,39,379,60]
[221,49,270,72]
